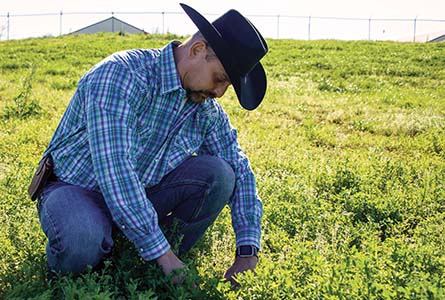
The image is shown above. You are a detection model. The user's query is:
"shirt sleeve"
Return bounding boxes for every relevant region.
[201,104,263,250]
[84,61,170,261]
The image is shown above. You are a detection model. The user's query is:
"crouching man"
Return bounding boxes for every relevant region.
[29,3,268,285]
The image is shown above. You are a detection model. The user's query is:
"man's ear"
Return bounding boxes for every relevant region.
[189,40,207,59]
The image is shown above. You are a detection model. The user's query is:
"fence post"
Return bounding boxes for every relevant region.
[7,12,9,40]
[162,11,165,34]
[59,11,63,36]
[112,12,115,32]
[276,15,280,39]
[308,15,311,40]
[413,16,417,42]
[368,17,371,40]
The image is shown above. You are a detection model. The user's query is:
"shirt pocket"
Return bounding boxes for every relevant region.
[137,122,154,140]
[167,129,202,169]
[175,133,201,155]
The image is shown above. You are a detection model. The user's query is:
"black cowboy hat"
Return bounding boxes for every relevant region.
[180,3,268,110]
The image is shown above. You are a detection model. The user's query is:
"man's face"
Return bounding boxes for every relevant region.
[183,47,231,104]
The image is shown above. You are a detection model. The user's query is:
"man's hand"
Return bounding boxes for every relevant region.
[156,249,186,284]
[224,256,258,286]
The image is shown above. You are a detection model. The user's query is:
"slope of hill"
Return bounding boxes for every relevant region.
[0,33,444,299]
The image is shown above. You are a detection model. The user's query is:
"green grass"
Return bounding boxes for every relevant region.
[0,33,444,299]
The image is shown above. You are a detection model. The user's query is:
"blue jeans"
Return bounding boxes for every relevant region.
[37,155,235,274]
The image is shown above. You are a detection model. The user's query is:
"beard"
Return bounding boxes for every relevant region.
[186,89,217,104]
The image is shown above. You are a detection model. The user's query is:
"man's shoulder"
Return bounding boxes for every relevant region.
[108,48,161,70]
[82,48,162,87]
[88,48,161,74]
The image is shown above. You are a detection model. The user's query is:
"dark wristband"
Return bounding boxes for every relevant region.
[236,245,259,258]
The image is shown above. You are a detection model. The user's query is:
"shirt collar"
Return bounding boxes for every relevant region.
[159,41,184,95]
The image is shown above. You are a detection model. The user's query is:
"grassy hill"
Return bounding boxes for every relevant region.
[0,33,444,299]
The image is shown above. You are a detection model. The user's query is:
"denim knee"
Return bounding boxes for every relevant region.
[40,185,113,274]
[46,222,113,274]
[199,155,236,209]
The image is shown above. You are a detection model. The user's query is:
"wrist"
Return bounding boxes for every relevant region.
[236,255,258,263]
[156,249,174,265]
[234,254,258,271]
[156,249,184,275]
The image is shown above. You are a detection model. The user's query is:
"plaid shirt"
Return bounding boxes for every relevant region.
[43,42,263,261]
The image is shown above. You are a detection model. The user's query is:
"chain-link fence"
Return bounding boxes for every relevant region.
[0,10,444,42]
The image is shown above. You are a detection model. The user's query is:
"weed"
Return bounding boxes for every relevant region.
[2,66,41,120]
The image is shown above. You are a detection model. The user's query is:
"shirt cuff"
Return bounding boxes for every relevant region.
[234,224,261,250]
[133,226,171,261]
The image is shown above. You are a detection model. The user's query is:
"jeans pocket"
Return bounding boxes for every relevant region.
[37,189,49,217]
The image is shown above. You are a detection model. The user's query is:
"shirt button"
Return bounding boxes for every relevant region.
[121,225,126,229]
[140,248,144,252]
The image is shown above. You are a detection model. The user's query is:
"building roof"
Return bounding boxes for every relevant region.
[70,16,146,35]
[428,34,445,43]
[395,30,445,43]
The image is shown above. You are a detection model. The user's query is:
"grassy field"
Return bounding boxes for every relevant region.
[0,33,444,299]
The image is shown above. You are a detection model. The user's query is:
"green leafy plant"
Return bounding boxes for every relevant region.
[2,65,41,120]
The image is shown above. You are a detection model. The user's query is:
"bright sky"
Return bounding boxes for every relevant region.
[1,0,444,41]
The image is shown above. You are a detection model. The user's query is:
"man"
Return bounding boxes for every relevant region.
[30,3,268,285]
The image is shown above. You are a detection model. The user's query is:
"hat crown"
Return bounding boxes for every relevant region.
[213,10,268,76]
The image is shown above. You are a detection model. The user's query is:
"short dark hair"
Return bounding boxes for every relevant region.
[191,31,217,61]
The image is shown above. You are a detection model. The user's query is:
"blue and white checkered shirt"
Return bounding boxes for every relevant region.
[43,41,263,261]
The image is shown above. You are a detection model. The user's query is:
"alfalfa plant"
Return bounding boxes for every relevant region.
[3,65,41,120]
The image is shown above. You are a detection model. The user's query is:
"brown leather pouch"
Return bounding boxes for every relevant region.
[28,155,53,201]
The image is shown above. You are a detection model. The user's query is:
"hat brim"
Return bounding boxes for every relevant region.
[239,63,267,110]
[180,3,266,110]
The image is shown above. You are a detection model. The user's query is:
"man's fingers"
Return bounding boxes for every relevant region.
[172,273,186,285]
[223,269,231,279]
[224,257,258,287]
[224,267,240,287]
